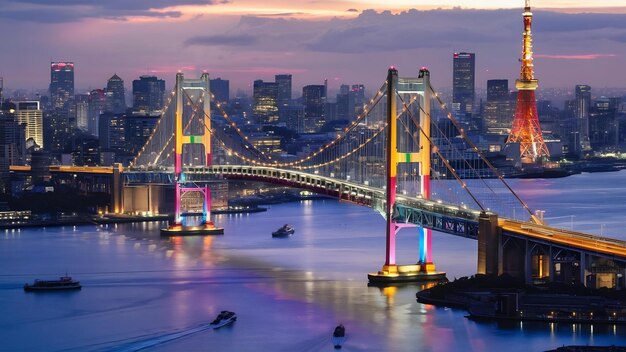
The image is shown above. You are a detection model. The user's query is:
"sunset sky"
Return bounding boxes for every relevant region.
[1,0,625,94]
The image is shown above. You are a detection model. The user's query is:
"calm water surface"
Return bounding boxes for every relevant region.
[1,171,626,351]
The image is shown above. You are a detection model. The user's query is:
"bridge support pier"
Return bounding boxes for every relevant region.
[477,212,500,276]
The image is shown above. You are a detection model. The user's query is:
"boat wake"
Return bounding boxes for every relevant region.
[92,321,218,352]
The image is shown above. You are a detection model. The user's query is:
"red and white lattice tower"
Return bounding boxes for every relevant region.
[506,0,549,164]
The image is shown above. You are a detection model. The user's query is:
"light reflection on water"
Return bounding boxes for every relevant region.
[1,172,626,350]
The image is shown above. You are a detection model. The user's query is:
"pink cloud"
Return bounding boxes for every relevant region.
[535,54,616,60]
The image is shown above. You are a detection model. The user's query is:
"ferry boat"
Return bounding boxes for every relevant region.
[332,324,346,349]
[209,311,237,329]
[272,224,295,238]
[24,276,81,292]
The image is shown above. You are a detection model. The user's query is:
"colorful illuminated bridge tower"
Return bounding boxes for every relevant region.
[368,67,446,283]
[506,0,549,164]
[161,73,224,236]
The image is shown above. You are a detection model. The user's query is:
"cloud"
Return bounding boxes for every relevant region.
[346,8,359,12]
[185,34,258,46]
[0,0,217,22]
[535,54,617,60]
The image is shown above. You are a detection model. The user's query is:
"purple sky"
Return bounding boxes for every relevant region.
[1,0,625,95]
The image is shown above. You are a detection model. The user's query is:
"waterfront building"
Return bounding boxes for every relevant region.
[452,52,475,117]
[132,76,165,114]
[50,62,74,110]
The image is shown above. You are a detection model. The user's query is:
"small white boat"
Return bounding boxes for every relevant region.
[209,311,237,329]
[331,324,346,349]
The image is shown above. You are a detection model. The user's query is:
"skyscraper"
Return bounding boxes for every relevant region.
[302,85,326,132]
[43,109,72,153]
[252,80,279,124]
[15,101,44,148]
[210,78,229,103]
[336,84,352,121]
[75,93,89,130]
[132,75,165,114]
[106,74,126,114]
[452,52,475,116]
[575,84,591,142]
[275,74,292,123]
[50,62,75,109]
[484,80,516,132]
[88,89,106,137]
[351,84,365,118]
[487,80,509,101]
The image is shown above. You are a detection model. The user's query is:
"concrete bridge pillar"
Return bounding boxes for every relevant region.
[477,212,500,276]
[111,163,123,213]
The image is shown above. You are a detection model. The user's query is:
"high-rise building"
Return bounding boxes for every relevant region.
[15,101,43,148]
[125,115,160,157]
[88,89,107,137]
[106,74,126,114]
[275,74,292,123]
[75,93,89,130]
[0,104,26,190]
[43,109,72,153]
[50,62,75,109]
[484,80,516,132]
[575,84,591,142]
[210,78,229,103]
[487,80,509,101]
[0,77,4,109]
[302,85,326,132]
[336,84,351,121]
[252,80,279,124]
[98,112,126,153]
[351,84,365,118]
[452,52,475,116]
[132,75,165,114]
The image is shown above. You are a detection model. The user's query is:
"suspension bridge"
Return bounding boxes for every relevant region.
[17,68,626,287]
[115,67,626,287]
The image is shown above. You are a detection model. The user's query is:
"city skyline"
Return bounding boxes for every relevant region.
[1,1,625,92]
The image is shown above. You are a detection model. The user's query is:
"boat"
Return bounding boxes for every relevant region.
[209,311,237,329]
[332,324,346,349]
[23,276,81,292]
[272,224,295,237]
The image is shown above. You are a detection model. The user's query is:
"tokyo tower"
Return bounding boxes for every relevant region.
[506,0,549,164]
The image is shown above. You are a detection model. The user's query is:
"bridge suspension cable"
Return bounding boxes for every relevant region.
[396,93,486,212]
[132,90,176,166]
[206,83,388,168]
[427,84,539,223]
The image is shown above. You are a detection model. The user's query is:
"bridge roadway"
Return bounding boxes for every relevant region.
[125,164,626,264]
[27,164,626,264]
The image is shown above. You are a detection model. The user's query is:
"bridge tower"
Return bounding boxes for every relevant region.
[161,72,224,236]
[368,67,445,283]
[506,0,549,164]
